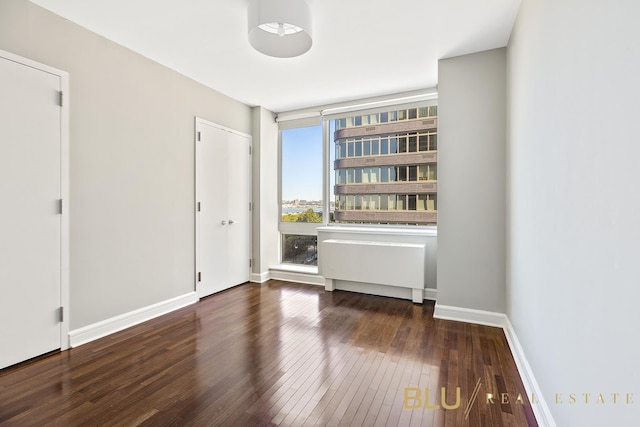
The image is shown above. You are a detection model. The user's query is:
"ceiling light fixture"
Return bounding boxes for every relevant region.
[248,0,312,58]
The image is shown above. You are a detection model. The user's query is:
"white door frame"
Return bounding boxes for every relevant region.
[0,49,70,351]
[194,117,252,296]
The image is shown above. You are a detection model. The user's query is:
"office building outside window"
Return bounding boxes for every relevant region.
[331,105,438,225]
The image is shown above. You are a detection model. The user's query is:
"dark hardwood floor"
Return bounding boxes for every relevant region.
[0,281,537,426]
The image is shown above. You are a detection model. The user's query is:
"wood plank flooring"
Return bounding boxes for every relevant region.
[0,281,538,426]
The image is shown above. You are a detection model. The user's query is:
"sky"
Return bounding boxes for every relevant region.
[281,124,334,201]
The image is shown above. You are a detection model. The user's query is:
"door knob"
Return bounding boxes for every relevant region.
[221,220,227,225]
[229,219,235,225]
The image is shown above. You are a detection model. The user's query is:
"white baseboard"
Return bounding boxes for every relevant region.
[424,288,437,301]
[251,271,271,283]
[433,303,555,427]
[503,318,556,427]
[433,303,507,328]
[269,269,325,286]
[69,292,198,348]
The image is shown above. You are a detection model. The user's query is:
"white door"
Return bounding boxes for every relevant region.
[226,132,251,287]
[0,53,65,368]
[196,119,251,298]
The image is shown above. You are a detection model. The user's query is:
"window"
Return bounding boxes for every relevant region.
[281,125,323,224]
[419,134,429,151]
[277,96,437,267]
[380,137,389,155]
[409,166,417,181]
[330,102,437,225]
[279,121,323,265]
[371,138,379,155]
[281,234,317,265]
[381,167,389,182]
[398,135,407,153]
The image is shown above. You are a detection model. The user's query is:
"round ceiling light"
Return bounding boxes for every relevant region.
[248,0,312,58]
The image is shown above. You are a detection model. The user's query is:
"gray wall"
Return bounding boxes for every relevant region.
[507,0,640,425]
[437,48,506,313]
[0,0,252,329]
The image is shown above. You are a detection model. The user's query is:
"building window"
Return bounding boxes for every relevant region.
[330,103,438,225]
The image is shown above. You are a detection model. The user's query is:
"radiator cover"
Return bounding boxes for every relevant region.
[320,238,426,291]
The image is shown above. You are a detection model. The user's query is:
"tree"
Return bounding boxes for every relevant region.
[281,213,299,222]
[296,208,322,223]
[281,208,322,223]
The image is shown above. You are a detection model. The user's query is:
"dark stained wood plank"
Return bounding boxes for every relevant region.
[0,280,537,427]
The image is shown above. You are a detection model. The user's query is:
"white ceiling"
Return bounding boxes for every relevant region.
[30,0,521,113]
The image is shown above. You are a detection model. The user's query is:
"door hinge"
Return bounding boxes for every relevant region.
[249,259,252,268]
[59,91,64,107]
[59,306,64,322]
[249,202,252,211]
[58,199,63,214]
[197,201,201,212]
[249,146,252,155]
[197,131,201,142]
[198,272,202,282]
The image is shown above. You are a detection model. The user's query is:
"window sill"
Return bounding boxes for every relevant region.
[270,264,319,275]
[317,225,437,237]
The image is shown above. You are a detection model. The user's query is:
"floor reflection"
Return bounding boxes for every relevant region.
[0,281,536,426]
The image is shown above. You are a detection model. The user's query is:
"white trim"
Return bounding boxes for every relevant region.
[276,88,438,118]
[195,117,253,299]
[503,318,556,427]
[276,110,321,123]
[251,271,271,283]
[321,89,438,117]
[69,292,198,348]
[0,49,71,351]
[433,303,507,328]
[423,288,437,301]
[194,116,252,139]
[279,221,321,235]
[269,268,325,286]
[59,61,70,351]
[271,264,318,274]
[322,118,331,225]
[432,303,555,427]
[317,225,437,237]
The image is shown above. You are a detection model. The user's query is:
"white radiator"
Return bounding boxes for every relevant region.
[319,238,426,303]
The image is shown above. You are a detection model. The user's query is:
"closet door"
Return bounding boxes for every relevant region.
[196,119,251,298]
[0,52,66,369]
[226,132,251,287]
